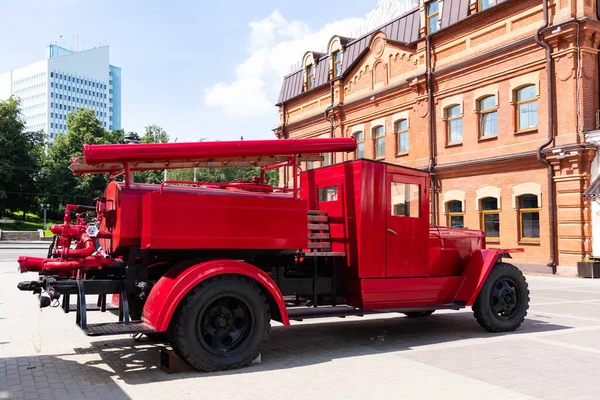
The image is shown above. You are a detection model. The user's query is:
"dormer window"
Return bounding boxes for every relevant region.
[306,65,315,89]
[426,1,440,34]
[332,51,342,78]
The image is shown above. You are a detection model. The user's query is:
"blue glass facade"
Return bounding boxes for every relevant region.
[109,65,121,131]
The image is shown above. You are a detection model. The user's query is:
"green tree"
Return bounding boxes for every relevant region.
[134,125,171,184]
[0,97,46,218]
[41,108,124,212]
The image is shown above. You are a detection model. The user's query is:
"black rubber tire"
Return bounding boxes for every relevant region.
[403,310,435,318]
[170,275,271,372]
[472,262,530,333]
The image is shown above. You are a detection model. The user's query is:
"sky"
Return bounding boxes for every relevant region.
[0,0,417,142]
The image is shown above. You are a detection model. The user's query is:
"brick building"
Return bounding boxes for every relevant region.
[273,0,600,276]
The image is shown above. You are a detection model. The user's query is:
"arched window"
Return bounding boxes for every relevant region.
[516,85,537,131]
[518,194,540,241]
[372,125,385,159]
[447,200,464,228]
[355,131,364,159]
[395,119,409,154]
[479,95,498,137]
[446,105,462,143]
[480,197,500,240]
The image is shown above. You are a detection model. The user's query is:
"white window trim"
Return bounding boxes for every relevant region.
[442,190,466,214]
[475,186,501,211]
[512,182,542,209]
[392,111,410,128]
[370,117,386,138]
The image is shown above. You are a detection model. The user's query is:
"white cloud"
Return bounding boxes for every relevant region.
[203,1,419,118]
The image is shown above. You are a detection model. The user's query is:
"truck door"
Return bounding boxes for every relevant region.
[386,173,427,277]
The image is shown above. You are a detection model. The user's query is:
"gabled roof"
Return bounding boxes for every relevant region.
[277,7,420,105]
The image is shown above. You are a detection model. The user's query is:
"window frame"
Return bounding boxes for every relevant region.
[478,0,495,11]
[426,1,440,34]
[446,104,463,144]
[355,131,365,159]
[372,125,385,159]
[446,200,464,228]
[478,95,498,139]
[480,197,500,241]
[515,85,538,132]
[517,194,540,242]
[306,64,315,90]
[332,51,342,78]
[395,119,409,154]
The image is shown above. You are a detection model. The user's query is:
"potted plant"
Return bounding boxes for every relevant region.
[577,257,600,279]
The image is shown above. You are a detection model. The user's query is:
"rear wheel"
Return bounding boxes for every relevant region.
[472,262,529,332]
[403,310,435,318]
[170,275,271,372]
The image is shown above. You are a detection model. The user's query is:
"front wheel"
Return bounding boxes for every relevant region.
[170,275,271,372]
[472,262,529,332]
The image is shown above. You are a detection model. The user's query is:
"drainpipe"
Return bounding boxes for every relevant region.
[324,80,335,164]
[282,102,288,187]
[533,0,557,272]
[426,34,438,225]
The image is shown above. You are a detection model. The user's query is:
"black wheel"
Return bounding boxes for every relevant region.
[472,262,529,332]
[170,275,271,372]
[403,310,435,318]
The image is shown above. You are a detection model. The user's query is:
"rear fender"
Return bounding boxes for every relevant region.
[142,259,290,332]
[453,249,502,306]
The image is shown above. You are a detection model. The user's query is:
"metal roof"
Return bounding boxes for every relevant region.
[277,8,421,105]
[276,0,512,105]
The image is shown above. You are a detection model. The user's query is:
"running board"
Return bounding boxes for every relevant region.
[286,304,463,321]
[82,321,155,336]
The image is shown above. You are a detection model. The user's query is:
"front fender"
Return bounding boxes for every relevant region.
[142,259,290,332]
[453,249,502,306]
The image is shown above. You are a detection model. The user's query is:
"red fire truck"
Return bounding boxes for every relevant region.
[17,137,529,372]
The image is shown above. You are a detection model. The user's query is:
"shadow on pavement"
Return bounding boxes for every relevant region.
[62,310,571,385]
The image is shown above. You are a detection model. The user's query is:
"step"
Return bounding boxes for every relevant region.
[307,215,329,222]
[308,232,330,239]
[308,224,329,231]
[286,303,463,321]
[82,321,155,337]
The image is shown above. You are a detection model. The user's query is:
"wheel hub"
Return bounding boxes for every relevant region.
[491,278,519,320]
[198,296,254,355]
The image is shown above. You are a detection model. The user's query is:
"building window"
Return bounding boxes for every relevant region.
[480,197,500,240]
[446,105,462,143]
[479,0,495,11]
[395,119,409,154]
[518,194,540,241]
[306,64,315,89]
[479,96,498,137]
[427,1,440,34]
[355,131,365,159]
[516,85,538,131]
[447,200,464,228]
[372,125,385,159]
[332,51,342,78]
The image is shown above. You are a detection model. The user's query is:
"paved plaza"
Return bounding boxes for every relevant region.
[1,248,600,400]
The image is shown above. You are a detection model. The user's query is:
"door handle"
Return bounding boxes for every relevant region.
[387,228,397,235]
